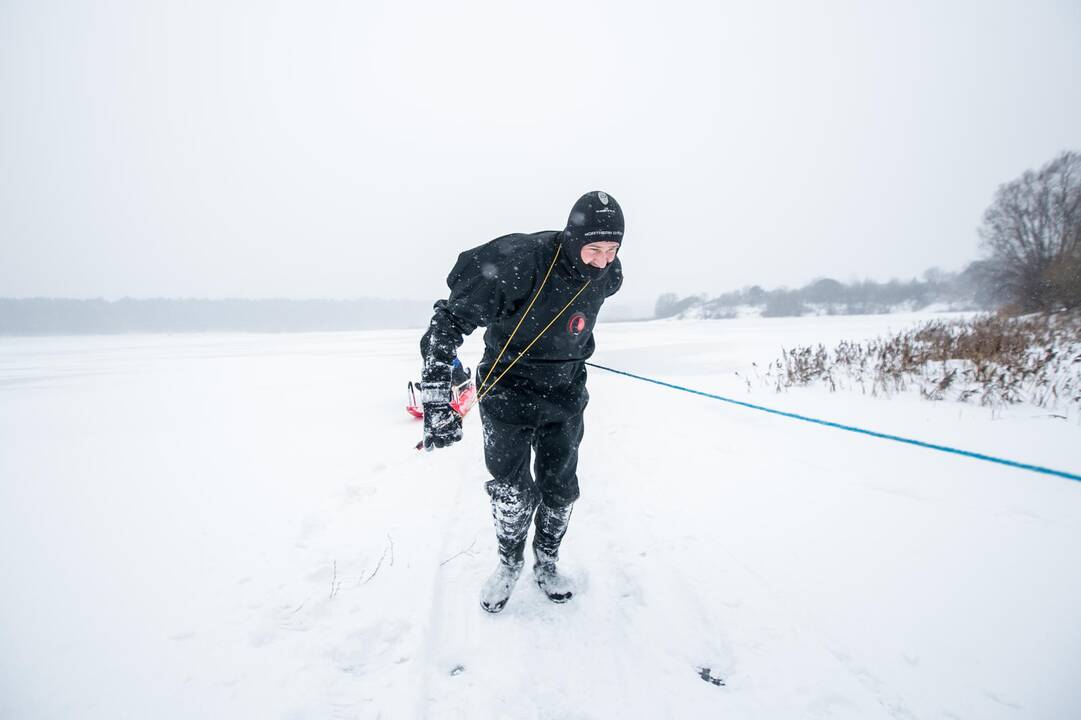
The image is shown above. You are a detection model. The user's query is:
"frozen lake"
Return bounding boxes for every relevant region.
[1,313,1079,719]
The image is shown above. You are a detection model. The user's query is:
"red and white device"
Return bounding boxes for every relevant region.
[406,377,476,420]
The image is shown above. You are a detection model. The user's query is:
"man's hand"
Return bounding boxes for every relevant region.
[421,382,463,451]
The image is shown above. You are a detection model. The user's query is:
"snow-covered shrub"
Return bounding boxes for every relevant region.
[764,312,1081,418]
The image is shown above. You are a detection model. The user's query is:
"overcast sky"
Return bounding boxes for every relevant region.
[1,0,1079,312]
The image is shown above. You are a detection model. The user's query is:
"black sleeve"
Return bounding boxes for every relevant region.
[419,242,535,389]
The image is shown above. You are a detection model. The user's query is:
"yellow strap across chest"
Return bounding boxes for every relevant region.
[471,244,591,409]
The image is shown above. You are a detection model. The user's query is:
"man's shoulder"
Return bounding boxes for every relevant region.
[448,231,558,290]
[482,231,559,262]
[455,231,558,274]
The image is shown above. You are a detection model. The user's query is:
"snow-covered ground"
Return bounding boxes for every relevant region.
[1,312,1079,719]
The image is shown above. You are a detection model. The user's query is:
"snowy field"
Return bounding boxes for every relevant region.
[1,312,1079,719]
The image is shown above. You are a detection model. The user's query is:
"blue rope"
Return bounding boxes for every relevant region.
[584,361,1081,484]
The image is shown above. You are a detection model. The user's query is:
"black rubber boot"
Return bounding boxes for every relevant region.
[487,482,536,566]
[532,502,574,603]
[480,483,536,613]
[479,560,524,613]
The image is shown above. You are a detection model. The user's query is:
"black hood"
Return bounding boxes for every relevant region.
[558,190,624,281]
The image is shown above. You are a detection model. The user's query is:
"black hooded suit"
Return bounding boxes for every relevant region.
[420,192,623,566]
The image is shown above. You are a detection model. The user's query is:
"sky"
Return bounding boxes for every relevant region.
[1,0,1079,313]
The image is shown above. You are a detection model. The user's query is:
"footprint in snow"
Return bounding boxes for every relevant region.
[697,666,725,686]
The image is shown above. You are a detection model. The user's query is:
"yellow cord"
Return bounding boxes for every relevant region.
[474,278,591,404]
[476,244,562,394]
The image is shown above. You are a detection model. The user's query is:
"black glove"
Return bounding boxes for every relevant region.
[422,382,463,451]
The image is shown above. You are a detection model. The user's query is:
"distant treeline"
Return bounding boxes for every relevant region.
[655,265,989,319]
[0,298,433,335]
[659,149,1081,320]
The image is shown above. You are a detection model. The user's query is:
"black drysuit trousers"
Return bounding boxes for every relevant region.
[478,378,585,567]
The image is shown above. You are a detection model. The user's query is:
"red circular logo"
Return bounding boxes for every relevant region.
[567,312,588,336]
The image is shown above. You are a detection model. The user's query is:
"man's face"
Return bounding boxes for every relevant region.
[580,241,620,269]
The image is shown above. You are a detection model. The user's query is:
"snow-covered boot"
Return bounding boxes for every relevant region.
[533,502,574,603]
[486,481,537,568]
[479,560,524,613]
[533,555,574,603]
[480,482,536,613]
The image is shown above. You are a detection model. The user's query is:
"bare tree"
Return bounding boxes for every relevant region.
[654,292,680,318]
[979,150,1081,312]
